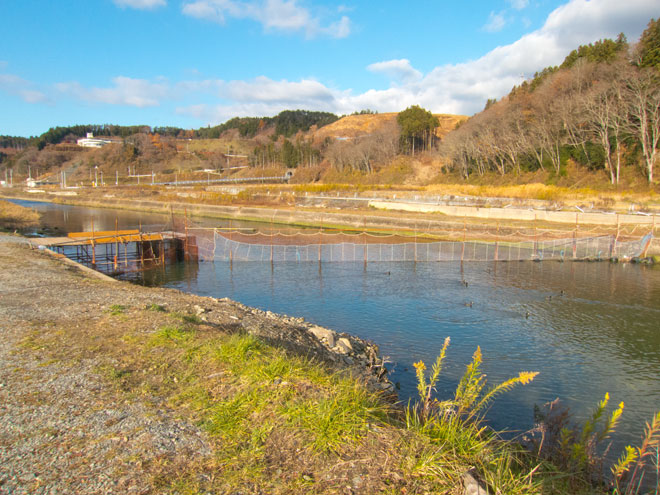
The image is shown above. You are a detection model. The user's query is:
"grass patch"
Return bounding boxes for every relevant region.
[281,376,388,453]
[0,199,40,230]
[107,304,126,315]
[149,325,195,347]
[170,311,203,325]
[14,295,638,494]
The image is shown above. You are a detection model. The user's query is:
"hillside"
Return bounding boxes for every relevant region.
[312,112,467,142]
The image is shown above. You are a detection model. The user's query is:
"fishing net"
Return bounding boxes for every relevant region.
[185,229,652,263]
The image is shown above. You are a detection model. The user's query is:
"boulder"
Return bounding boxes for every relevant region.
[308,326,336,348]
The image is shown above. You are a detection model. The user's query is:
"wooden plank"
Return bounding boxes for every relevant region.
[80,233,163,245]
[68,230,139,238]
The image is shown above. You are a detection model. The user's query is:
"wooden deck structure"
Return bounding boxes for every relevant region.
[37,229,196,273]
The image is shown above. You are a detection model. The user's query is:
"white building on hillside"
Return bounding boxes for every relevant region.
[77,133,114,148]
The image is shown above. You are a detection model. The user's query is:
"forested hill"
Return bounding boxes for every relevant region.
[440,18,660,185]
[1,18,658,190]
[1,110,340,150]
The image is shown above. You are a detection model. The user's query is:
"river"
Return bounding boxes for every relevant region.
[14,198,660,463]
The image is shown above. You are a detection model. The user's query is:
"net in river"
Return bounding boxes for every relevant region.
[183,228,653,263]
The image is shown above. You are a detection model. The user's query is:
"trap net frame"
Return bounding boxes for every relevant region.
[172,214,653,263]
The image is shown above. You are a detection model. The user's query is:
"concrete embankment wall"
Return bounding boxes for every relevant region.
[368,200,657,226]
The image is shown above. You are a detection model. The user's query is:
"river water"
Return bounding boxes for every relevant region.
[15,199,660,461]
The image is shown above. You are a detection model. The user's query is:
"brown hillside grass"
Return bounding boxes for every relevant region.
[313,113,467,142]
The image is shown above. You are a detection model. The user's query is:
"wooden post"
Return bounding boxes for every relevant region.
[573,213,578,259]
[114,218,119,270]
[461,216,466,262]
[91,218,96,265]
[363,217,367,269]
[611,214,620,259]
[533,214,538,257]
[318,214,322,264]
[184,208,188,261]
[494,221,500,261]
[414,223,417,263]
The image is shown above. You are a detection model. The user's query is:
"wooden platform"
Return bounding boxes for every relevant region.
[35,231,165,246]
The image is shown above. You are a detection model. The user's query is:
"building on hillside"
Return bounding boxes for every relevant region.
[77,133,115,148]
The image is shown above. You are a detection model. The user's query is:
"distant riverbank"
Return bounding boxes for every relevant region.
[2,188,659,252]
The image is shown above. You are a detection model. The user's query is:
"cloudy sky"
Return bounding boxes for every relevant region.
[1,0,658,136]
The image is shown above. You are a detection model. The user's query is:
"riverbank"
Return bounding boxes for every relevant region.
[0,234,400,494]
[1,233,616,494]
[2,188,659,255]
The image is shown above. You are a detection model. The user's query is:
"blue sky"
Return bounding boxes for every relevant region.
[1,0,658,137]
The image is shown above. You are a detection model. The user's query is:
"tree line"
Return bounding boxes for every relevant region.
[440,19,660,184]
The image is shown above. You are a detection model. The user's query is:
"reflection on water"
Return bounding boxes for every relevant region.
[14,199,660,460]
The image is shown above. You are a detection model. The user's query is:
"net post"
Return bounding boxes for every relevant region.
[318,214,322,264]
[611,214,620,258]
[494,221,500,261]
[414,223,417,263]
[533,213,538,257]
[114,217,119,270]
[573,213,578,259]
[363,217,367,269]
[461,216,466,262]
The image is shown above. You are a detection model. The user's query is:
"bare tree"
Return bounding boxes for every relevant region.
[582,61,628,184]
[624,66,660,183]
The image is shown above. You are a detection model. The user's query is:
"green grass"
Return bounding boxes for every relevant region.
[170,311,203,325]
[23,296,643,494]
[108,304,126,315]
[149,325,195,347]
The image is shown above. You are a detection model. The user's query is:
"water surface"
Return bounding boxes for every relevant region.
[15,199,660,459]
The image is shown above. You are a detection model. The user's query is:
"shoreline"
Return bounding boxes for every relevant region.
[3,189,658,256]
[0,233,400,494]
[0,232,641,493]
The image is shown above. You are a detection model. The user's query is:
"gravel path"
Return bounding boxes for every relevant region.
[0,236,216,494]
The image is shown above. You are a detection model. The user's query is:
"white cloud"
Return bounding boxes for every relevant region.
[113,0,166,9]
[367,59,422,83]
[177,76,346,124]
[483,11,507,33]
[56,76,170,107]
[176,0,659,125]
[508,0,529,10]
[181,0,350,38]
[348,0,660,116]
[20,0,656,127]
[0,74,50,104]
[223,76,336,104]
